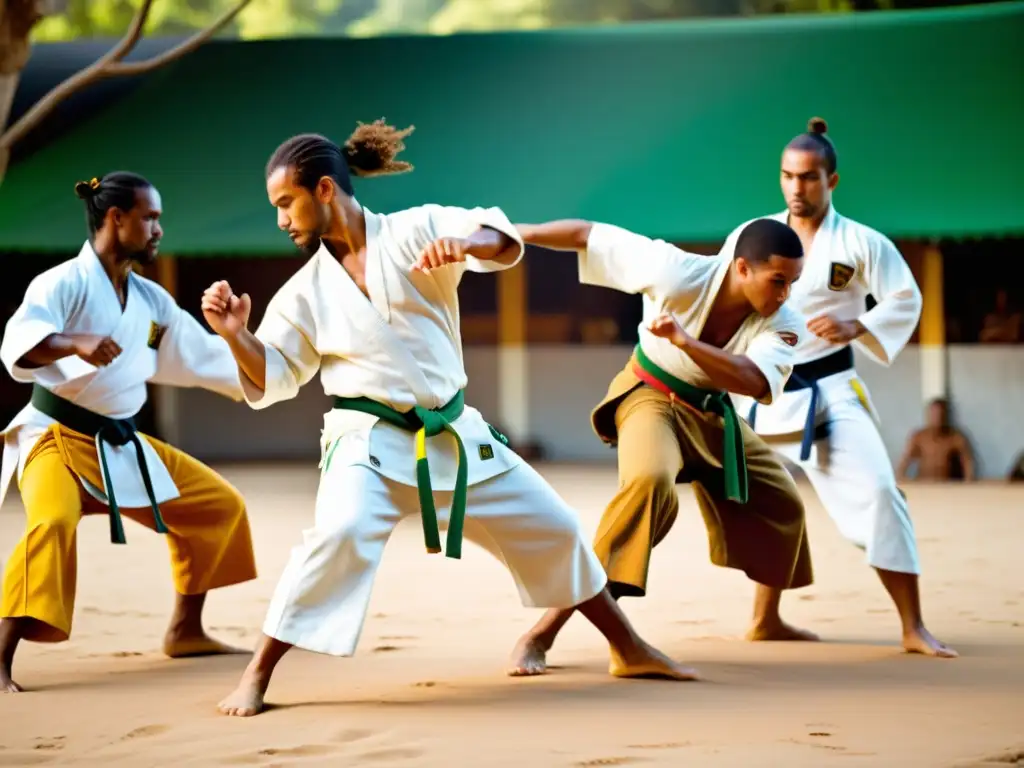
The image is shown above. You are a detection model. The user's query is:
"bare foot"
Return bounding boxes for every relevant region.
[0,672,23,693]
[745,620,820,642]
[609,643,700,681]
[164,631,248,658]
[903,626,958,658]
[218,673,268,717]
[507,636,548,677]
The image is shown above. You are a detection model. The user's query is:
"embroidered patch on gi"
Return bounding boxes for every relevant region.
[369,455,381,468]
[479,444,494,461]
[777,331,798,347]
[828,262,855,291]
[147,321,167,350]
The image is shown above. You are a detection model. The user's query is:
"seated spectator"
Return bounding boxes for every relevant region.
[979,289,1021,343]
[897,399,975,481]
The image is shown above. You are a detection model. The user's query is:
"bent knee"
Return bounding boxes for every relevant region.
[622,469,678,500]
[24,503,80,537]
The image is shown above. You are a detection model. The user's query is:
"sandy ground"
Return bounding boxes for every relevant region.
[0,463,1022,768]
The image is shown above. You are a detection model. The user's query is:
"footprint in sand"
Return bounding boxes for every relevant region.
[379,635,417,641]
[357,747,423,762]
[120,725,171,741]
[0,754,56,766]
[627,743,690,750]
[412,681,437,688]
[967,749,1024,766]
[574,758,649,767]
[331,729,375,744]
[32,737,66,752]
[224,745,340,765]
[373,645,400,653]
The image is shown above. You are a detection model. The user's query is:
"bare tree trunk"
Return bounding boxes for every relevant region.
[0,0,68,184]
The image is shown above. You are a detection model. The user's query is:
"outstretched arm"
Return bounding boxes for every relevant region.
[201,280,320,409]
[516,220,593,252]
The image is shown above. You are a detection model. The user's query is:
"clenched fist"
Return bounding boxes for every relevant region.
[201,280,252,339]
[806,314,861,344]
[412,237,472,273]
[72,334,122,366]
[648,313,692,349]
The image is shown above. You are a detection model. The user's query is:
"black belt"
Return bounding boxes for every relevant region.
[747,346,854,460]
[31,384,167,544]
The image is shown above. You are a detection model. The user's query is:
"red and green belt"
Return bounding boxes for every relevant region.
[631,345,749,504]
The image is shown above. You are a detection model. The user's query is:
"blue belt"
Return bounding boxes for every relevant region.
[746,347,853,461]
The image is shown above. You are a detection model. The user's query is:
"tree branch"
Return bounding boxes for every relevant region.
[0,0,250,153]
[106,0,252,77]
[0,0,154,149]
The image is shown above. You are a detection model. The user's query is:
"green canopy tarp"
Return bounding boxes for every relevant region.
[1,1,1021,254]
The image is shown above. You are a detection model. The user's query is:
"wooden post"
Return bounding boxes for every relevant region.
[918,243,947,403]
[496,260,529,445]
[152,255,180,444]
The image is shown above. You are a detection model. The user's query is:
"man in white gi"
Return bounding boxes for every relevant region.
[0,172,257,693]
[728,118,956,657]
[204,120,696,718]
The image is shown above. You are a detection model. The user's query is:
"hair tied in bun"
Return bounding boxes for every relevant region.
[807,117,828,135]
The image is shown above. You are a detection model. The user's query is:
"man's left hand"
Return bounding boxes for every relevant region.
[807,314,863,344]
[413,237,471,272]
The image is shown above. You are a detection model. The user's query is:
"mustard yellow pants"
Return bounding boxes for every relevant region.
[2,425,257,643]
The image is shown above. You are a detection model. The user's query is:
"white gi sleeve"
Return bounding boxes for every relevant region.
[855,230,922,366]
[0,269,77,383]
[744,305,802,405]
[243,280,322,410]
[146,282,244,400]
[414,203,525,274]
[578,222,700,299]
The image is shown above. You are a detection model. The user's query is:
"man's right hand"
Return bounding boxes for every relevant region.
[202,280,252,339]
[72,335,122,366]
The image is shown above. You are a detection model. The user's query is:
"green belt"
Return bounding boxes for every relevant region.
[330,390,476,559]
[30,384,168,544]
[634,345,749,504]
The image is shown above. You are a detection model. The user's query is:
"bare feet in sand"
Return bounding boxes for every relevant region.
[745,620,820,642]
[609,644,700,681]
[218,673,269,717]
[0,671,22,693]
[903,626,958,658]
[163,631,248,659]
[507,636,549,677]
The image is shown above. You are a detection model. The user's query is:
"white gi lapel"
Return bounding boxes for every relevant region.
[65,253,178,507]
[315,230,435,407]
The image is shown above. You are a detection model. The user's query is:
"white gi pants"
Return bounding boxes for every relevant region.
[262,462,608,656]
[771,398,920,575]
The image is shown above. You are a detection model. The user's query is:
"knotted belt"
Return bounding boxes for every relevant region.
[632,345,748,504]
[331,390,502,559]
[30,384,167,544]
[746,346,853,460]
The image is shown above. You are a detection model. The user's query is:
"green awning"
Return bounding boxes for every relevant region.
[1,2,1021,255]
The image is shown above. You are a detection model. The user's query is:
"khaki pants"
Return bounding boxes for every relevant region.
[590,368,813,598]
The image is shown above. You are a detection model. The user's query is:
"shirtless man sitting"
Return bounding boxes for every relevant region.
[897,399,974,481]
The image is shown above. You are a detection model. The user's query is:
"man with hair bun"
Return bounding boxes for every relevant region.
[506,215,815,676]
[205,119,695,718]
[727,117,956,658]
[0,172,258,693]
